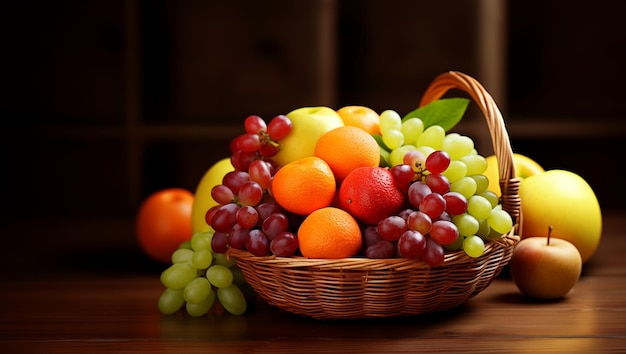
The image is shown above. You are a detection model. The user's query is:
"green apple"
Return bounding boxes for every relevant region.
[271,106,344,167]
[484,153,545,197]
[191,158,234,233]
[519,169,602,264]
[509,230,582,299]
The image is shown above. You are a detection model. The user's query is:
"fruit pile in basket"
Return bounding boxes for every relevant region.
[207,102,513,264]
[150,72,603,319]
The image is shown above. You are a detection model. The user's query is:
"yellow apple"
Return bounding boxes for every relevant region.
[191,158,234,233]
[271,106,344,167]
[519,169,602,264]
[509,232,582,299]
[484,153,545,196]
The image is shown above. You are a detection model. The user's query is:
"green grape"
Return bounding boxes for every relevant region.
[401,117,424,145]
[442,160,467,183]
[158,288,185,315]
[443,234,464,251]
[452,213,480,237]
[171,248,194,264]
[450,176,477,198]
[206,264,234,288]
[416,125,445,149]
[379,110,402,134]
[382,129,404,150]
[217,284,247,316]
[463,235,485,258]
[186,288,216,317]
[416,145,435,159]
[462,154,488,176]
[184,277,212,304]
[160,262,198,289]
[191,231,213,251]
[467,195,493,220]
[213,252,237,268]
[470,175,490,194]
[231,265,247,286]
[192,248,213,269]
[389,145,416,166]
[479,190,500,208]
[488,209,513,235]
[178,240,192,250]
[443,134,474,160]
[477,218,491,238]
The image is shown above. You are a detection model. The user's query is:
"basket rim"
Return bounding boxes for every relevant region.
[228,232,519,269]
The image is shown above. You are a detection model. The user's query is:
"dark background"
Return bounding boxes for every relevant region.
[1,1,624,265]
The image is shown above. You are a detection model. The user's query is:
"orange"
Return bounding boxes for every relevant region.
[339,166,407,225]
[271,156,336,215]
[298,207,362,258]
[136,188,194,264]
[314,126,380,181]
[336,106,381,135]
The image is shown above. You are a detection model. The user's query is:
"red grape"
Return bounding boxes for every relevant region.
[246,229,270,256]
[406,210,432,235]
[362,225,383,247]
[425,150,451,174]
[443,191,468,215]
[267,115,292,140]
[397,230,426,259]
[244,115,267,134]
[256,202,282,227]
[222,171,250,195]
[422,237,445,267]
[430,220,459,245]
[419,193,446,219]
[227,224,250,250]
[211,231,229,253]
[403,149,426,172]
[236,205,258,229]
[237,133,262,153]
[211,184,234,204]
[248,159,272,190]
[424,173,450,194]
[210,203,240,232]
[390,164,414,192]
[408,181,432,209]
[231,150,256,171]
[237,181,264,206]
[270,231,299,257]
[262,212,289,240]
[365,240,396,259]
[259,143,279,157]
[377,215,408,241]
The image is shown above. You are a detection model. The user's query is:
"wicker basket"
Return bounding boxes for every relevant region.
[228,71,521,320]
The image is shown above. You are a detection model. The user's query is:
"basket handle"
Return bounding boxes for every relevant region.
[419,71,521,222]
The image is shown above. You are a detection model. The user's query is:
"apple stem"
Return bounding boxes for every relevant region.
[547,225,553,246]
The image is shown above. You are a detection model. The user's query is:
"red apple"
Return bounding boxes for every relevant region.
[509,226,582,299]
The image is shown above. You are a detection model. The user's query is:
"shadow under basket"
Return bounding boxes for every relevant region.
[228,71,522,320]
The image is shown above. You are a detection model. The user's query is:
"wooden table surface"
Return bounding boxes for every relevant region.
[1,211,625,353]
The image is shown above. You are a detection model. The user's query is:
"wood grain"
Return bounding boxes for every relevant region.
[0,211,624,353]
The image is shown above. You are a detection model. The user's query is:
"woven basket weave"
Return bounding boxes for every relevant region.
[228,71,521,320]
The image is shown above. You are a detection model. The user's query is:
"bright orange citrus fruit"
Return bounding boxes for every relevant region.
[271,156,336,215]
[339,166,407,225]
[297,207,362,258]
[314,126,380,182]
[336,106,381,135]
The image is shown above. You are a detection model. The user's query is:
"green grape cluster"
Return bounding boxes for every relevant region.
[157,230,250,317]
[378,109,513,259]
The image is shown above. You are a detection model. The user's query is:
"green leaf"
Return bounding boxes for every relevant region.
[371,133,391,167]
[402,97,470,131]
